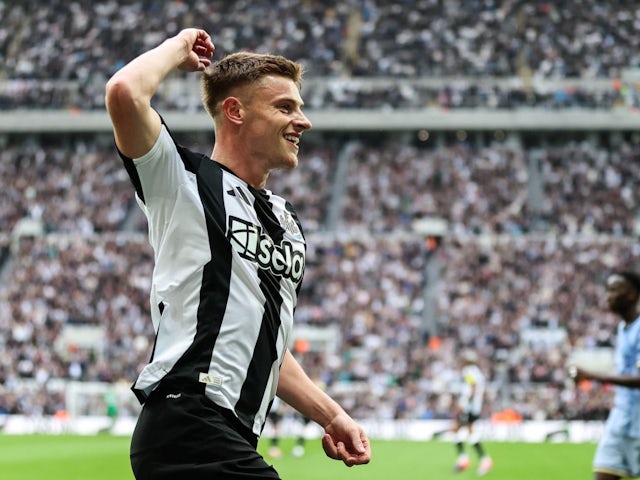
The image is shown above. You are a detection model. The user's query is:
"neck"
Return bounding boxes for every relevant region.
[211,146,268,190]
[211,126,269,189]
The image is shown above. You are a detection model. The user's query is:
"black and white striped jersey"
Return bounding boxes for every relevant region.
[120,123,306,436]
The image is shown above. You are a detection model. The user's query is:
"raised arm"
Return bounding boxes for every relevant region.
[105,28,214,159]
[276,349,371,467]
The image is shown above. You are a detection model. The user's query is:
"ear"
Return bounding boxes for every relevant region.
[221,97,243,125]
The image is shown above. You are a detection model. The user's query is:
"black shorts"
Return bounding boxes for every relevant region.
[456,411,480,427]
[130,385,280,480]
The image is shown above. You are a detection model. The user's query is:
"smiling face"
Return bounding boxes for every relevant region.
[239,75,312,172]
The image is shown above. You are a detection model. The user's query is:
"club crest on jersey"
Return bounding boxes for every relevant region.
[279,211,302,238]
[227,216,305,282]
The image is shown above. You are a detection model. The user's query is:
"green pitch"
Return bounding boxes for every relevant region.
[0,434,596,479]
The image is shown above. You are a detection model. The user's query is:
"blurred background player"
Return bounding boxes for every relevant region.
[291,415,312,458]
[267,397,285,459]
[571,271,640,480]
[267,340,319,458]
[266,399,312,459]
[451,350,493,476]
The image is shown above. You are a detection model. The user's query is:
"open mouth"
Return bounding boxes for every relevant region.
[284,134,300,148]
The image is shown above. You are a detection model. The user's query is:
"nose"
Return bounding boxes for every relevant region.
[295,111,312,131]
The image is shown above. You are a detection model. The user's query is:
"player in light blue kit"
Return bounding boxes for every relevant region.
[572,271,640,480]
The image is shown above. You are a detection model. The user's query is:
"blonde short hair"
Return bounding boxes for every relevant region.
[201,52,304,119]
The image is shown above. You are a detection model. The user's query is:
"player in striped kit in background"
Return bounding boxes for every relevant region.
[452,350,493,477]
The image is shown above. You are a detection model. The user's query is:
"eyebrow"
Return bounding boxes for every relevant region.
[273,96,305,110]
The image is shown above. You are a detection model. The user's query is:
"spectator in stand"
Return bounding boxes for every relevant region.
[3,1,640,110]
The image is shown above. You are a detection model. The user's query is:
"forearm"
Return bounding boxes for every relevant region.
[106,35,191,107]
[593,372,640,388]
[277,350,371,467]
[105,29,213,159]
[577,367,640,388]
[276,350,344,428]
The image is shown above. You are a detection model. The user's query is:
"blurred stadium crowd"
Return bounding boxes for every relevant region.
[2,0,640,110]
[1,1,640,426]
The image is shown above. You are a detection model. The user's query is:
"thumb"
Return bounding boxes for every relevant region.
[345,430,365,453]
[351,433,366,454]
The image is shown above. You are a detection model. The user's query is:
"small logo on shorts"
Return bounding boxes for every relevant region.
[166,393,181,399]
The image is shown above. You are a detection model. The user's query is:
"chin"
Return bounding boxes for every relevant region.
[282,157,299,169]
[269,153,298,171]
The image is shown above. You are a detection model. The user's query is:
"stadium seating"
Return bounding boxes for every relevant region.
[1,1,640,423]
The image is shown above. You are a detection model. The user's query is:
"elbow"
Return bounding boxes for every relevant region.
[105,76,134,116]
[105,76,150,122]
